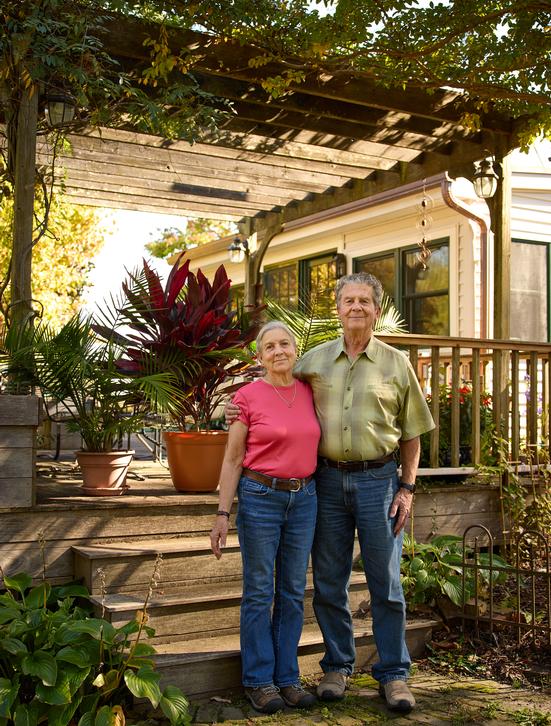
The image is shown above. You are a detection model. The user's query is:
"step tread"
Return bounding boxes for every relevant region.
[72,535,240,559]
[153,618,439,664]
[92,572,368,612]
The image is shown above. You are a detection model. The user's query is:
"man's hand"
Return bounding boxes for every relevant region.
[210,517,229,559]
[389,487,413,535]
[224,400,241,425]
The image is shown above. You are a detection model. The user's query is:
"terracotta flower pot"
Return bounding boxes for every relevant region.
[76,450,134,496]
[163,431,228,492]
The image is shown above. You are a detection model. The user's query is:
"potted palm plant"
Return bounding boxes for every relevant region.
[94,256,260,492]
[2,314,176,495]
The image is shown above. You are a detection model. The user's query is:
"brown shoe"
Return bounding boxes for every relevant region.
[244,685,284,713]
[316,672,348,701]
[279,684,317,708]
[379,680,415,713]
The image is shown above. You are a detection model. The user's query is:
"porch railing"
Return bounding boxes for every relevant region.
[378,333,551,468]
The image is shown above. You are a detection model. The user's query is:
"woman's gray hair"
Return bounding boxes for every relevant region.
[335,272,383,308]
[256,320,297,356]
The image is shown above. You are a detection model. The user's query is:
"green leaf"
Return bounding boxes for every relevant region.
[68,619,116,643]
[160,685,190,725]
[441,576,465,607]
[45,693,82,726]
[35,675,71,706]
[21,650,57,686]
[124,667,162,707]
[26,583,51,610]
[0,608,22,625]
[78,713,95,726]
[14,701,40,726]
[0,677,19,719]
[50,584,90,601]
[94,705,117,726]
[4,574,32,595]
[1,638,27,656]
[55,645,93,668]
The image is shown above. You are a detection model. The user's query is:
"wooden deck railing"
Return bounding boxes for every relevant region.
[378,334,551,469]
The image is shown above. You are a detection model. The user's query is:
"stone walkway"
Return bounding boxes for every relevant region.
[189,670,551,724]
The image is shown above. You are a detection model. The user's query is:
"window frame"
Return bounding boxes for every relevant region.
[511,238,551,342]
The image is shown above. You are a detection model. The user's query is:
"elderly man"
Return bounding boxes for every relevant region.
[292,272,434,714]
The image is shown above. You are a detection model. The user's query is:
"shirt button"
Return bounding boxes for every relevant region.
[345,449,350,453]
[344,426,348,430]
[347,386,351,391]
[344,406,349,410]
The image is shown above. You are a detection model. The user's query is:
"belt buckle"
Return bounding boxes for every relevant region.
[289,478,302,492]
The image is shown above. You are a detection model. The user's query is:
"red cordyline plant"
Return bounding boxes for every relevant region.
[95,255,261,430]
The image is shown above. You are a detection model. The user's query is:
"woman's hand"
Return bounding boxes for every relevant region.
[210,516,230,559]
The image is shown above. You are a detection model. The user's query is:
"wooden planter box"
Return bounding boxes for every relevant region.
[409,483,501,543]
[0,395,42,508]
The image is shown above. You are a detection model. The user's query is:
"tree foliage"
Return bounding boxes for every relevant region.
[0,194,104,326]
[145,218,237,260]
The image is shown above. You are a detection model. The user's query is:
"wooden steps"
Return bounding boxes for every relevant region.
[89,573,369,643]
[72,535,438,699]
[153,619,439,698]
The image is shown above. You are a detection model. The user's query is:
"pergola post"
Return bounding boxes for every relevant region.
[11,83,38,326]
[488,150,512,439]
[244,215,283,308]
[489,151,512,340]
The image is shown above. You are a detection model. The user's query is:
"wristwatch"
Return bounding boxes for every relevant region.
[399,481,416,493]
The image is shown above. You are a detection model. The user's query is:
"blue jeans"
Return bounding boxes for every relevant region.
[236,474,317,687]
[311,460,410,684]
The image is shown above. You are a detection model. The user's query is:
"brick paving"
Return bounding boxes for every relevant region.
[189,670,551,724]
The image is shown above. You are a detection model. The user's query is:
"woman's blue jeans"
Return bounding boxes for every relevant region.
[311,460,410,684]
[236,474,317,687]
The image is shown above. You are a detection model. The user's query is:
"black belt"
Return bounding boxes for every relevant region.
[319,453,395,472]
[242,468,313,492]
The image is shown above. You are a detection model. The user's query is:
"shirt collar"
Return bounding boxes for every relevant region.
[335,335,378,361]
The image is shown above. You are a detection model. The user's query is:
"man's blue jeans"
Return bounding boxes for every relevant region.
[236,474,317,687]
[312,460,410,684]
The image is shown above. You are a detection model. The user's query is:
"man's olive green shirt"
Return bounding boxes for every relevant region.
[293,335,434,461]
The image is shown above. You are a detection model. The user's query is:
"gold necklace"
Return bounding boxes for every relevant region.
[266,379,297,408]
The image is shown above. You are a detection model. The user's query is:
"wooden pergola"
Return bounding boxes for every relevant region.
[15,15,518,334]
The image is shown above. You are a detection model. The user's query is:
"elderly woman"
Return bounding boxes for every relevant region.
[210,321,320,714]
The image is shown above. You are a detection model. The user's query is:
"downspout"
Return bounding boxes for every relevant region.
[441,175,489,339]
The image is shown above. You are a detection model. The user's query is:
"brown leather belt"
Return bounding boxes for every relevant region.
[319,452,395,472]
[242,467,313,492]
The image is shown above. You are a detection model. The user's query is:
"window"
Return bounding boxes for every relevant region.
[510,240,549,341]
[355,238,449,335]
[264,254,339,313]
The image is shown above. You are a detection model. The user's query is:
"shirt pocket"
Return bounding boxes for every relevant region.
[363,383,400,420]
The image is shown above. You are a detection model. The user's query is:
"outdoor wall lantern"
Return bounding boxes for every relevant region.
[228,236,249,264]
[44,92,76,127]
[472,157,499,199]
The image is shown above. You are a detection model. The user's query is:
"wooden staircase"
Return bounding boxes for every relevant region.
[72,533,438,699]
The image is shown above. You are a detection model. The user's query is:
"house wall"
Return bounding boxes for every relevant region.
[188,180,481,337]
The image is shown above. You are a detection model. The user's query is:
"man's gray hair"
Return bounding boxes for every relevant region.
[256,320,297,355]
[335,272,383,308]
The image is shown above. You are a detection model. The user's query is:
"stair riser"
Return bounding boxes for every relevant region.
[154,624,433,698]
[74,549,243,595]
[100,586,369,643]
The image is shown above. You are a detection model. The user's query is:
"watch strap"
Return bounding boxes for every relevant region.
[399,481,416,493]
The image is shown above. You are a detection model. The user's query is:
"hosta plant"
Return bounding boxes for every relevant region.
[0,571,190,725]
[401,533,509,609]
[95,256,261,430]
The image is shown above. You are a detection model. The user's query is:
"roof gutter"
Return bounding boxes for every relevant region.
[282,174,446,232]
[440,175,489,339]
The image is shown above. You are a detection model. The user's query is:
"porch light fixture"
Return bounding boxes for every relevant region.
[44,92,76,127]
[228,236,249,264]
[472,157,499,199]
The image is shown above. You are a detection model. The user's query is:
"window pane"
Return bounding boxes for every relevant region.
[510,242,548,341]
[403,240,449,335]
[305,256,337,316]
[404,244,448,295]
[264,265,298,309]
[356,255,395,300]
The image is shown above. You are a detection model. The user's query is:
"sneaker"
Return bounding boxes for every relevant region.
[244,685,285,713]
[379,680,416,713]
[316,671,348,701]
[279,683,317,708]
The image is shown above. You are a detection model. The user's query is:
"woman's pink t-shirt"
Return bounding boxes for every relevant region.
[234,378,321,478]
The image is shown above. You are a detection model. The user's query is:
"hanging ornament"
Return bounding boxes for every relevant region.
[416,180,433,272]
